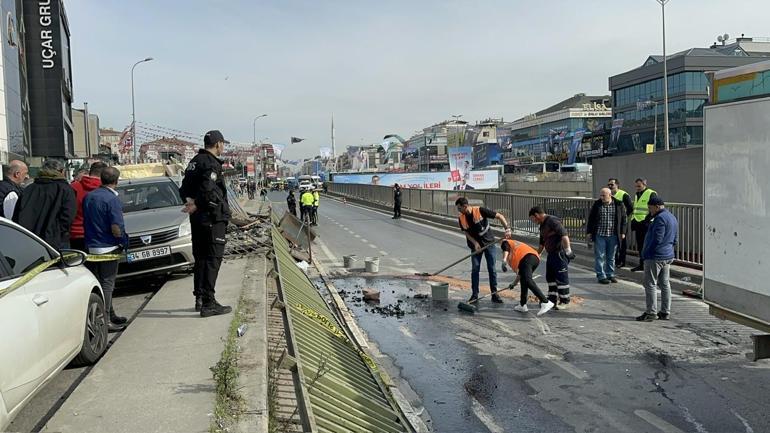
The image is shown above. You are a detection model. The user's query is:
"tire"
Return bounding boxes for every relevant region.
[71,292,109,366]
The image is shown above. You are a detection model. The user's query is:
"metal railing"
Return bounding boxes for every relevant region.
[328,183,703,268]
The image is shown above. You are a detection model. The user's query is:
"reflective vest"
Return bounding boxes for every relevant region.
[300,192,315,206]
[632,188,656,222]
[458,206,489,236]
[313,191,320,206]
[502,239,539,270]
[614,189,628,202]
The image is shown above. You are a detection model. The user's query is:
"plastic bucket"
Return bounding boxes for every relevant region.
[364,257,380,273]
[343,255,357,269]
[429,282,449,301]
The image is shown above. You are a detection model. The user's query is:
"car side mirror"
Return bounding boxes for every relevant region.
[59,249,87,267]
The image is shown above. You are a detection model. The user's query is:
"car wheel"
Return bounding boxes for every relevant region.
[72,293,109,366]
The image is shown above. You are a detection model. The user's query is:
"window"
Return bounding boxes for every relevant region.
[117,181,184,212]
[0,225,54,277]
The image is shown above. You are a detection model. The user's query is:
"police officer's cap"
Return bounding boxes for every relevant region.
[204,130,229,147]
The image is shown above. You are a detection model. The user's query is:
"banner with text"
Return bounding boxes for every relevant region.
[331,170,499,190]
[448,146,473,182]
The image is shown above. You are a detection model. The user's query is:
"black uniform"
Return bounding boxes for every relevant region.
[179,149,231,306]
[393,186,402,219]
[286,192,297,216]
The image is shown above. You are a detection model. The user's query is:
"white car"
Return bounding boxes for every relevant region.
[0,218,108,430]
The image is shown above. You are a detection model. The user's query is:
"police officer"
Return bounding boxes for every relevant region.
[312,188,320,226]
[300,187,315,224]
[179,130,232,318]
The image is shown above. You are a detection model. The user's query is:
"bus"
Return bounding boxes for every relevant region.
[504,162,560,175]
[559,163,592,173]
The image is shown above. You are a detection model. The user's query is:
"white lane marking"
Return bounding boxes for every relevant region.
[551,360,589,380]
[354,234,361,238]
[489,319,520,338]
[398,325,415,339]
[379,250,389,256]
[730,409,755,433]
[578,397,636,433]
[360,238,368,242]
[533,317,551,335]
[369,244,378,249]
[634,410,687,433]
[469,396,504,433]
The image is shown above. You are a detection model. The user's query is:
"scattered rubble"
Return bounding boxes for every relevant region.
[362,288,380,302]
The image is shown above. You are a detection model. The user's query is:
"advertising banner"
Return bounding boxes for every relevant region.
[610,118,624,149]
[448,146,473,182]
[332,170,499,190]
[568,129,585,165]
[246,156,255,177]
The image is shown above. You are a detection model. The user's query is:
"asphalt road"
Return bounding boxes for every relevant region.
[8,278,165,433]
[272,191,770,433]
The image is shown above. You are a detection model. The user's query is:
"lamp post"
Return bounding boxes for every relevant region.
[131,57,154,163]
[656,0,670,151]
[252,114,267,144]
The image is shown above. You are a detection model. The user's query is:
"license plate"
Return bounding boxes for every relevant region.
[126,246,171,263]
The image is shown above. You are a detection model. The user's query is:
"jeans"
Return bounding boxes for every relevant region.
[471,244,497,296]
[643,259,672,314]
[594,235,619,280]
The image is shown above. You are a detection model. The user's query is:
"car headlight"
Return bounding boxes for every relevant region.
[178,221,192,237]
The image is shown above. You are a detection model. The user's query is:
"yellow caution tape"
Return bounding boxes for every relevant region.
[292,302,378,372]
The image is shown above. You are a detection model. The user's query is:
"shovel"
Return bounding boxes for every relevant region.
[414,239,500,277]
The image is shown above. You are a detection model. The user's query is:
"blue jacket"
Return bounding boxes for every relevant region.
[641,208,678,261]
[83,186,126,250]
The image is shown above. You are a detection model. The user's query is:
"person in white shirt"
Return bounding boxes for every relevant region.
[0,160,28,219]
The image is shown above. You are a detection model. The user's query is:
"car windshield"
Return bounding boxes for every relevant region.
[118,181,183,212]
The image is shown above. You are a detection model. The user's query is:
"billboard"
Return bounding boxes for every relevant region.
[567,129,585,165]
[448,146,473,182]
[332,170,499,190]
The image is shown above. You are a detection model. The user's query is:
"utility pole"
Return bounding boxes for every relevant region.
[331,113,336,171]
[131,57,154,163]
[657,0,671,151]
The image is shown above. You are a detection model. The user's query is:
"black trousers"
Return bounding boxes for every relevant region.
[518,254,547,305]
[312,206,318,224]
[393,201,402,218]
[288,204,296,217]
[192,222,226,304]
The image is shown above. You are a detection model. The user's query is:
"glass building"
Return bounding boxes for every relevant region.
[608,37,770,154]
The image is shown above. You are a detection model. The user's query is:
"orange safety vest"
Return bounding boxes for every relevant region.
[502,239,539,270]
[458,206,490,235]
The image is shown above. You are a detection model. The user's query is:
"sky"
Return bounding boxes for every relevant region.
[66,0,770,160]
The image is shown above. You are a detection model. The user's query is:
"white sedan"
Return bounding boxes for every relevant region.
[0,217,108,430]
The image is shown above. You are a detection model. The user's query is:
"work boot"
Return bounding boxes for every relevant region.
[200,301,232,318]
[657,312,670,320]
[491,294,504,304]
[635,312,656,322]
[110,308,127,325]
[598,278,611,285]
[195,296,203,312]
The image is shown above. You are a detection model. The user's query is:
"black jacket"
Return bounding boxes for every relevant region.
[586,198,627,242]
[12,172,76,249]
[393,187,402,203]
[286,193,296,208]
[0,179,22,218]
[179,149,231,224]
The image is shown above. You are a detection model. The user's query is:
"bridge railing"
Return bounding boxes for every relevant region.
[327,183,703,268]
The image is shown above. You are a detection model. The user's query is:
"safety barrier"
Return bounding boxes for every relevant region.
[328,183,704,268]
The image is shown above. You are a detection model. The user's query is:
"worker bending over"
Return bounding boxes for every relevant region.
[501,236,554,316]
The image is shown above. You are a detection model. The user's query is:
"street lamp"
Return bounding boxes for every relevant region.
[656,0,671,151]
[253,114,267,144]
[131,57,154,163]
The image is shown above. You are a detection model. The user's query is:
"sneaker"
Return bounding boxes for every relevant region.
[609,277,618,283]
[514,304,529,313]
[467,295,479,304]
[630,265,644,272]
[110,308,127,325]
[635,312,656,322]
[108,322,127,333]
[599,278,610,284]
[537,301,555,316]
[194,296,203,312]
[491,294,504,304]
[657,312,670,320]
[200,302,233,318]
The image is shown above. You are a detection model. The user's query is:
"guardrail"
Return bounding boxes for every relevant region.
[328,183,703,268]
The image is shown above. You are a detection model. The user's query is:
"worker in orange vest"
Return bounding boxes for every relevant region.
[501,236,555,316]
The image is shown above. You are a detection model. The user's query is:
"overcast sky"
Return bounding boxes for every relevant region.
[67,0,770,160]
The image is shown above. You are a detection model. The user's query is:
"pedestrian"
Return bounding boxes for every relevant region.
[455,197,511,304]
[70,161,107,251]
[13,159,76,249]
[299,187,314,224]
[311,188,320,226]
[636,196,678,322]
[608,178,633,268]
[392,183,402,219]
[0,160,28,219]
[83,166,128,331]
[500,237,555,316]
[179,130,233,318]
[286,190,297,217]
[630,178,657,272]
[529,206,575,308]
[260,186,268,202]
[586,187,627,284]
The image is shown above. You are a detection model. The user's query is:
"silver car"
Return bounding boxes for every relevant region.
[116,177,194,279]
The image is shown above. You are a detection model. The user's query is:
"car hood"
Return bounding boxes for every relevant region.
[123,206,187,235]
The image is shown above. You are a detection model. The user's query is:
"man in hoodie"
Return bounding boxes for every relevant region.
[13,159,76,249]
[70,161,107,251]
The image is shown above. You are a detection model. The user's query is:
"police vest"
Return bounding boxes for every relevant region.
[614,189,628,202]
[459,207,490,236]
[313,192,320,206]
[502,239,539,270]
[632,188,656,222]
[300,192,315,206]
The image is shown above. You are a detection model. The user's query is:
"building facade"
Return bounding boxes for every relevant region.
[139,137,197,164]
[99,127,122,158]
[608,36,770,154]
[72,108,99,158]
[0,0,31,164]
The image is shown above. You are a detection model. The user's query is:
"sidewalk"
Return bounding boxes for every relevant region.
[43,259,247,433]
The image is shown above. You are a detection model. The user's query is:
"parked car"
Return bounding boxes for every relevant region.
[0,218,108,431]
[116,176,194,279]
